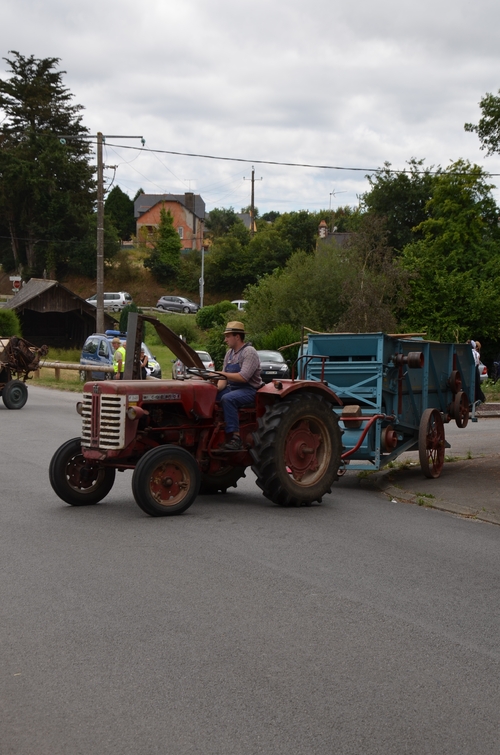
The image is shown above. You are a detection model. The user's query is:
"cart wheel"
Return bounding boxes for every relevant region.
[448,370,462,394]
[418,408,445,479]
[2,380,28,409]
[454,391,469,429]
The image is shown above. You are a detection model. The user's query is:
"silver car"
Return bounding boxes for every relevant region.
[156,296,199,314]
[172,350,214,379]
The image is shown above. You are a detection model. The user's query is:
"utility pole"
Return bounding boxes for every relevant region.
[96,132,104,333]
[244,166,262,237]
[58,132,144,332]
[95,135,144,332]
[199,219,205,308]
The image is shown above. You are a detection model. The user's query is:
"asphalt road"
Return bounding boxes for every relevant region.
[1,386,499,755]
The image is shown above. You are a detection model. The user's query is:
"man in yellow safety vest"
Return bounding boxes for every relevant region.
[112,337,126,379]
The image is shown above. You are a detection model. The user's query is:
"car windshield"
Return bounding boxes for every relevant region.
[196,352,211,362]
[257,351,285,363]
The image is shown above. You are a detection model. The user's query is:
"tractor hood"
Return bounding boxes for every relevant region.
[140,314,205,370]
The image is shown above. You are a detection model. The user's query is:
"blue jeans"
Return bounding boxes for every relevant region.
[217,384,257,433]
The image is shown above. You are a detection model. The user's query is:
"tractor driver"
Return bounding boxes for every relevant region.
[216,321,262,450]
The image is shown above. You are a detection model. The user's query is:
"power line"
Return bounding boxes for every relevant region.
[101,142,500,178]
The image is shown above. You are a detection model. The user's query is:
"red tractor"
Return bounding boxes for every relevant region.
[49,315,343,516]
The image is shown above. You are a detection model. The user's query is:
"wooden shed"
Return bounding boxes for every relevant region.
[3,279,115,348]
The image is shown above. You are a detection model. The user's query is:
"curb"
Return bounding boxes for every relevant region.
[358,456,500,526]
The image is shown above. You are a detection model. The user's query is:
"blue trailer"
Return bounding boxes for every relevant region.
[298,333,476,478]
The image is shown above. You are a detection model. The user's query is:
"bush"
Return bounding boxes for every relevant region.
[205,323,227,370]
[119,303,142,332]
[0,309,22,337]
[145,314,200,346]
[196,300,237,330]
[253,323,301,363]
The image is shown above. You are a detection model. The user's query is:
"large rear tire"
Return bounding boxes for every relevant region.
[49,438,116,505]
[251,393,342,507]
[132,446,201,516]
[2,380,28,410]
[199,465,246,494]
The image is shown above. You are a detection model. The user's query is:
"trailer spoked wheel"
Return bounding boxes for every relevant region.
[251,393,342,507]
[132,446,201,516]
[454,391,469,429]
[49,438,116,505]
[418,409,445,479]
[2,380,28,410]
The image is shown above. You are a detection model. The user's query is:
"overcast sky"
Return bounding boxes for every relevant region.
[3,0,500,214]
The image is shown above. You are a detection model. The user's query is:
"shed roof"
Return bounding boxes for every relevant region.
[5,278,114,324]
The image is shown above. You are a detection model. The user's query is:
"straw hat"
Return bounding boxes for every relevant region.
[224,321,245,335]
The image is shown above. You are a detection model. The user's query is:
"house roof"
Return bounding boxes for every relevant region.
[134,193,205,220]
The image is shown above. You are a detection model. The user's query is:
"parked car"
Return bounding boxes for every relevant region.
[86,292,132,312]
[80,332,162,380]
[231,299,248,311]
[479,361,488,383]
[257,350,290,383]
[156,296,199,314]
[172,350,215,379]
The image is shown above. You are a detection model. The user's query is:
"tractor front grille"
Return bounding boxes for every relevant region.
[81,392,126,449]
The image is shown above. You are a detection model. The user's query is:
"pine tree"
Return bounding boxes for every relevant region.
[105,185,135,240]
[0,52,95,275]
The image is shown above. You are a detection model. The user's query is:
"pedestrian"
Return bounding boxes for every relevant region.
[470,339,485,403]
[112,337,126,380]
[140,348,149,380]
[216,321,262,450]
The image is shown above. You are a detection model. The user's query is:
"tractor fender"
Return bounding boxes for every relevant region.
[255,379,342,418]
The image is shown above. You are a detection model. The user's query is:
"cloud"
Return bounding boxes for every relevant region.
[2,0,500,210]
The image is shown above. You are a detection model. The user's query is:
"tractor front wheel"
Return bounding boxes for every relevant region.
[49,438,116,505]
[132,446,201,516]
[251,393,342,507]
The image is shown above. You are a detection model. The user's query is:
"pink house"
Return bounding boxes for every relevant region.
[134,192,206,251]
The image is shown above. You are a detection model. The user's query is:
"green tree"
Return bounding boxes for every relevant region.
[66,213,120,277]
[401,160,500,341]
[272,210,318,253]
[465,90,500,155]
[245,216,409,336]
[105,185,135,240]
[260,210,281,222]
[143,207,182,282]
[361,159,437,251]
[0,52,95,275]
[205,207,242,239]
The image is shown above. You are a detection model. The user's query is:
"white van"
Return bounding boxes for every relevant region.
[86,292,133,312]
[231,299,248,311]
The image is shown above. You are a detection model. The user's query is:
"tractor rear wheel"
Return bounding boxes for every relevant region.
[199,465,246,494]
[49,438,116,505]
[251,393,342,507]
[2,380,28,409]
[132,445,201,516]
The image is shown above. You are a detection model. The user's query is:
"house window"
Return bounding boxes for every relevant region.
[177,227,184,239]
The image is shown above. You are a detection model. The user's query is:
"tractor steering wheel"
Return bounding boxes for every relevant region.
[185,367,226,383]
